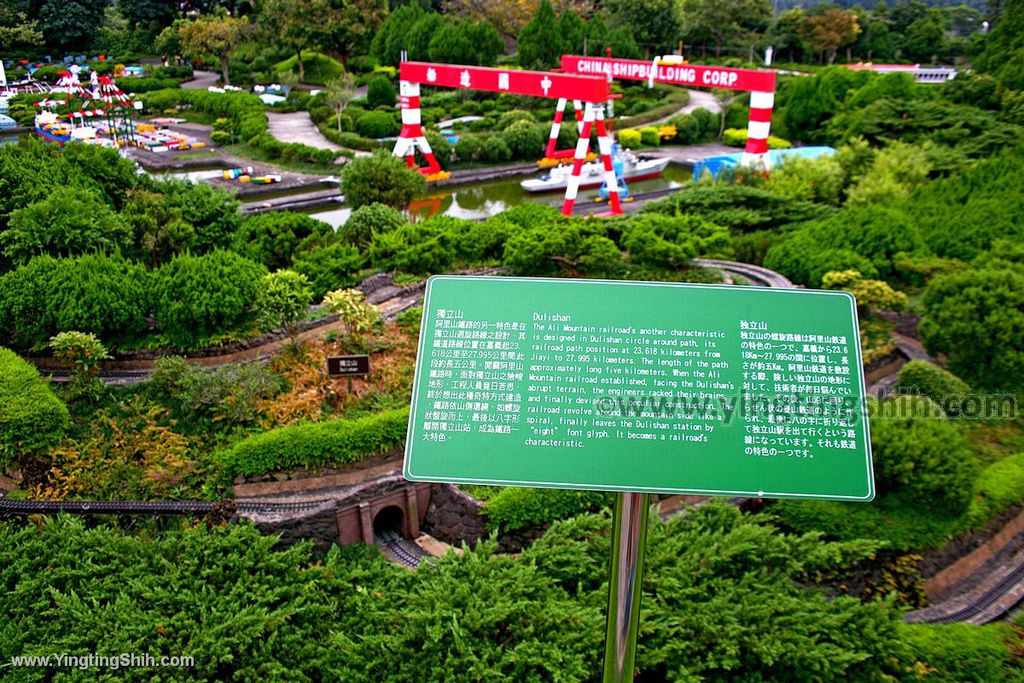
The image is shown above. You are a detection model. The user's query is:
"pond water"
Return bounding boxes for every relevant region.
[306,165,690,229]
[146,159,690,230]
[152,165,229,183]
[0,132,23,146]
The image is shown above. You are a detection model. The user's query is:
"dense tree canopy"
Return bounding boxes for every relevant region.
[0,348,68,472]
[340,151,426,210]
[178,12,249,84]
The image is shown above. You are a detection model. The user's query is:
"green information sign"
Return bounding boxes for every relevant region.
[405,276,874,501]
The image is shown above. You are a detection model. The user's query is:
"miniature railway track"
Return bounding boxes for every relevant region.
[692,258,795,289]
[0,497,333,516]
[930,559,1024,624]
[906,549,1024,625]
[374,528,430,568]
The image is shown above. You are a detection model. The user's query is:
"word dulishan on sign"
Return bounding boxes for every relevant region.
[326,355,370,377]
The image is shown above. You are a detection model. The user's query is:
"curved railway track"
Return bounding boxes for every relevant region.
[374,528,431,568]
[37,267,500,385]
[930,558,1024,624]
[691,258,795,289]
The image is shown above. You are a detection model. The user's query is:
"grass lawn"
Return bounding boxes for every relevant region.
[273,51,345,87]
[771,451,1024,551]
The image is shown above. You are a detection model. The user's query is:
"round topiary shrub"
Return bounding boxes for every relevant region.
[355,111,400,139]
[868,396,978,514]
[895,360,973,417]
[481,136,511,163]
[618,129,642,148]
[0,347,69,472]
[341,203,406,248]
[366,75,397,109]
[639,127,660,146]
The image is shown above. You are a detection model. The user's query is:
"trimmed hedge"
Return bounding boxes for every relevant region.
[215,408,409,484]
[0,347,69,470]
[120,77,180,94]
[481,488,612,533]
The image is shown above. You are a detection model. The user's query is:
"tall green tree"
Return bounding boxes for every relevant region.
[257,0,336,82]
[679,0,771,59]
[903,8,948,63]
[178,11,249,85]
[766,8,809,64]
[322,0,389,66]
[0,6,43,50]
[323,72,356,133]
[608,0,680,54]
[37,0,107,52]
[370,2,424,66]
[517,0,564,69]
[559,10,586,55]
[115,0,177,39]
[799,6,861,64]
[976,0,1024,89]
[404,11,442,61]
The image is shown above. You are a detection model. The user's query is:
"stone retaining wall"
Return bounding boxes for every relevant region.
[924,506,1024,601]
[245,501,340,554]
[423,484,487,546]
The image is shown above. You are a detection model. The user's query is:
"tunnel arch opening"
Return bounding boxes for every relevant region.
[373,505,405,538]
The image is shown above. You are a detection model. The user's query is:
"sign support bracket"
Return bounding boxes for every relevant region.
[602,491,651,683]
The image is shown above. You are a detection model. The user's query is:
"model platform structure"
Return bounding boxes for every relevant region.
[34,68,203,152]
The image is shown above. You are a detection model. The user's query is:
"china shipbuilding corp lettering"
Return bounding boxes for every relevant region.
[572,59,741,88]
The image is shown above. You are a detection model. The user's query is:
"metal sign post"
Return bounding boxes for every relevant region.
[603,491,651,683]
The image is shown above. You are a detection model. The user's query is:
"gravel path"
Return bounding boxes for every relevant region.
[180,69,219,90]
[645,89,724,126]
[266,110,344,151]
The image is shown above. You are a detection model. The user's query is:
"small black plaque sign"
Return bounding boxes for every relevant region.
[326,355,370,377]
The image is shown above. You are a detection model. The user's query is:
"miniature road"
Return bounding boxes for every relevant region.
[680,89,724,114]
[643,88,724,126]
[265,110,345,151]
[180,69,219,90]
[266,111,374,160]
